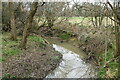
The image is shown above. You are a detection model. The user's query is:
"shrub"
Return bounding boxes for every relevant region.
[59,32,71,40]
[98,44,119,78]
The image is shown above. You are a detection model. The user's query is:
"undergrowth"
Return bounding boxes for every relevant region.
[58,32,71,40]
[2,34,21,61]
[1,33,46,62]
[98,43,119,78]
[28,35,46,48]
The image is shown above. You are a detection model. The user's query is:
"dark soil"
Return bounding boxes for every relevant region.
[2,44,62,78]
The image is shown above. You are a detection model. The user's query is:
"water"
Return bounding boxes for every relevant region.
[45,37,86,57]
[46,44,97,78]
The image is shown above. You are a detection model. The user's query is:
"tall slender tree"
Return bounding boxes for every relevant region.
[107,0,120,77]
[9,2,17,40]
[107,1,120,57]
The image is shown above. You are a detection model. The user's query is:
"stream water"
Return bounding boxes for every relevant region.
[46,38,97,78]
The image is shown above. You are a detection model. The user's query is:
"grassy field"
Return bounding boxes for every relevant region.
[68,17,115,27]
[36,17,115,29]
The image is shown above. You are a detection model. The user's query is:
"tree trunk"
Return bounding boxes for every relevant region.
[116,20,120,78]
[91,17,95,27]
[20,2,38,49]
[107,1,120,77]
[9,2,17,40]
[99,16,104,27]
[95,16,98,27]
[115,22,120,57]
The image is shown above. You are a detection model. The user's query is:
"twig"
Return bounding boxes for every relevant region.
[107,56,120,63]
[104,56,120,67]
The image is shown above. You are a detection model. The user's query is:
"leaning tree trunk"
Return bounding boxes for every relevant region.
[9,2,17,40]
[20,2,38,49]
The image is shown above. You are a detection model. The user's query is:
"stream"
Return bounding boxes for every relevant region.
[45,38,97,78]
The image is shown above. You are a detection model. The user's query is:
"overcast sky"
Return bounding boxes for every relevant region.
[1,0,117,2]
[1,0,118,6]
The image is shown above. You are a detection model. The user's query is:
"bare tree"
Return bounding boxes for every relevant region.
[107,1,120,57]
[9,2,17,40]
[20,2,38,49]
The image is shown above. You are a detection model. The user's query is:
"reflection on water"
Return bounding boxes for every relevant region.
[46,44,97,78]
[45,37,86,58]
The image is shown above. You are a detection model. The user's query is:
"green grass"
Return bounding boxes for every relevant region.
[3,48,20,56]
[68,17,90,24]
[67,17,115,27]
[28,35,44,43]
[0,57,6,62]
[98,43,119,78]
[2,38,21,62]
[58,32,71,40]
[2,33,47,62]
[28,35,46,48]
[2,39,19,46]
[2,73,17,79]
[2,33,21,56]
[2,33,21,62]
[51,56,59,61]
